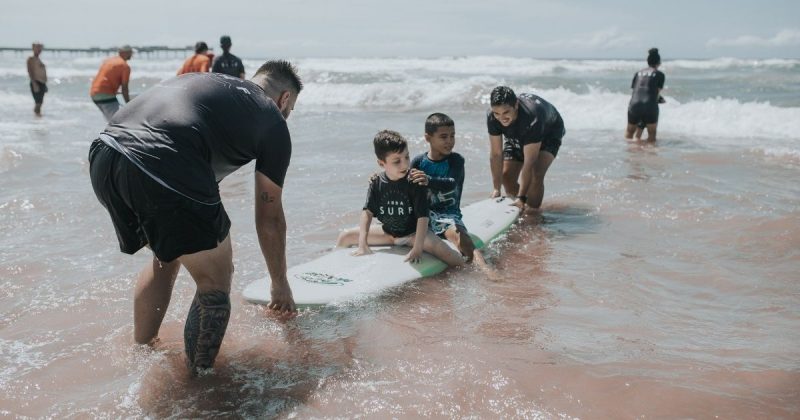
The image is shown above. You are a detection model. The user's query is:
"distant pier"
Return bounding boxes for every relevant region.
[0,46,194,58]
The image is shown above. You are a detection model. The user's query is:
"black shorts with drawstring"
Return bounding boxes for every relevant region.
[88,139,230,262]
[503,122,565,161]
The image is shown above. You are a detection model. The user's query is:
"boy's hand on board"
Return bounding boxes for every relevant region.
[352,245,373,256]
[404,247,422,263]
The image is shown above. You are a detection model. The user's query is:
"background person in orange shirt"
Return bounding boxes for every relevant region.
[90,45,133,122]
[177,42,213,75]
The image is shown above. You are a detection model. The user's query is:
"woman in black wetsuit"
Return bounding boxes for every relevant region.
[625,48,665,142]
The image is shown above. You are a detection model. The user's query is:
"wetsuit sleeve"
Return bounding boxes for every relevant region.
[656,71,665,89]
[211,57,221,73]
[427,176,456,191]
[411,153,423,169]
[631,72,637,89]
[411,182,429,219]
[237,58,245,75]
[487,111,503,136]
[452,154,465,194]
[363,174,379,214]
[254,120,292,188]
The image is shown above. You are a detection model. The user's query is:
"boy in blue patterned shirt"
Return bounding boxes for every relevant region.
[410,113,479,262]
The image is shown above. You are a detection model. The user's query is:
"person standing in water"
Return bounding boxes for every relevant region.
[487,86,565,211]
[26,42,47,116]
[178,41,213,75]
[90,45,133,122]
[88,60,302,373]
[211,35,245,79]
[625,48,666,142]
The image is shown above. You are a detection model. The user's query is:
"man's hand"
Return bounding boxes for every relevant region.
[268,279,297,313]
[408,169,428,186]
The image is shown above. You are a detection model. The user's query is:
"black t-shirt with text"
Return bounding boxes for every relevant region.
[487,93,564,146]
[102,72,291,204]
[212,52,245,78]
[363,172,429,238]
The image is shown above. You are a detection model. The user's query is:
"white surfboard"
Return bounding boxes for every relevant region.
[242,197,519,306]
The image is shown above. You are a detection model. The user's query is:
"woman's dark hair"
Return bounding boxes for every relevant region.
[647,48,661,66]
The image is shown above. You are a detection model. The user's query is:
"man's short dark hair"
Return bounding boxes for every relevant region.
[490,86,517,107]
[195,41,209,54]
[424,113,454,135]
[253,60,304,95]
[373,130,407,161]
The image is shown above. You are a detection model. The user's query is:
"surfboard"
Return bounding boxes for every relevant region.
[242,197,520,306]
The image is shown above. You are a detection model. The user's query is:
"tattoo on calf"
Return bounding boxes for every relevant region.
[184,290,231,373]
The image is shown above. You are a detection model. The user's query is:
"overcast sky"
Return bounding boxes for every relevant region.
[2,0,798,59]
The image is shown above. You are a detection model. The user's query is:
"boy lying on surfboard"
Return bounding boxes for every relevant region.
[336,129,465,267]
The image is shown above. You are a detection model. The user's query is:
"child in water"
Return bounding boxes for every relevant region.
[410,112,478,262]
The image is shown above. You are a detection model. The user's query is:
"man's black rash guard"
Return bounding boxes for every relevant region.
[100,73,291,205]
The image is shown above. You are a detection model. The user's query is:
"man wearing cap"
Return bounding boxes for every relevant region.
[177,42,213,75]
[212,35,245,79]
[27,42,47,116]
[90,45,133,122]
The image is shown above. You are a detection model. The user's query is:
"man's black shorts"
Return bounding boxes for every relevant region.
[88,139,231,262]
[29,81,47,104]
[628,103,659,127]
[503,124,565,162]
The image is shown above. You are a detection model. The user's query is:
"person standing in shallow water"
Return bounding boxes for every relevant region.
[90,45,133,122]
[178,41,213,75]
[211,35,245,79]
[487,86,565,211]
[625,48,666,142]
[88,60,302,373]
[26,42,47,116]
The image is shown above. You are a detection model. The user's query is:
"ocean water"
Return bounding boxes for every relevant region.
[1,53,799,418]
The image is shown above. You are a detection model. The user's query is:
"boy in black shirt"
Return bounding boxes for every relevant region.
[337,130,464,267]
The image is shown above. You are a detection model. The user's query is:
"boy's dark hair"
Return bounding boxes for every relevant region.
[647,48,661,66]
[253,60,304,95]
[373,130,407,161]
[424,113,454,135]
[490,86,517,107]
